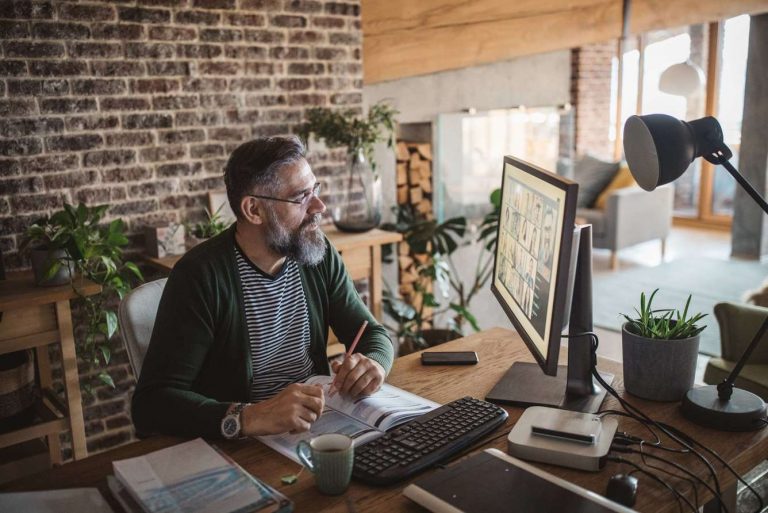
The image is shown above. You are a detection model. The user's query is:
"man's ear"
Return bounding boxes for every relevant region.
[239,196,265,225]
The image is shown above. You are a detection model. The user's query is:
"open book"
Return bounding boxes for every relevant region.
[111,438,291,513]
[258,375,439,464]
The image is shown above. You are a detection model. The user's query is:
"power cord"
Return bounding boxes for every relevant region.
[606,455,696,513]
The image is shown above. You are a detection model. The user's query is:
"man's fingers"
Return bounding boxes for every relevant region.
[349,373,374,397]
[339,363,367,394]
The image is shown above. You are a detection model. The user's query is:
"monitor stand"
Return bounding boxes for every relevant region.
[486,224,614,414]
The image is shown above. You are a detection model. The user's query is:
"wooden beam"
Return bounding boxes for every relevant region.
[699,21,722,220]
[630,0,768,36]
[362,0,621,84]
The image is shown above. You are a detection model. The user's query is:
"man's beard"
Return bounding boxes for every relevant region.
[264,211,326,266]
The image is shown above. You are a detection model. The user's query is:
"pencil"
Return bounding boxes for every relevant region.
[330,320,368,396]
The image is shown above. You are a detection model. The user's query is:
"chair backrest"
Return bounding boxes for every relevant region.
[714,301,768,364]
[119,278,167,379]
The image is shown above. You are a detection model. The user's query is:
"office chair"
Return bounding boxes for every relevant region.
[118,278,167,379]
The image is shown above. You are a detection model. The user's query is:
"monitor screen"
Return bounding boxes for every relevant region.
[491,156,578,375]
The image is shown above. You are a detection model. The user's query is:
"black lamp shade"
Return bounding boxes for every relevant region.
[623,114,731,191]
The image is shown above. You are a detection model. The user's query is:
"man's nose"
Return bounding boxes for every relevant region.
[308,194,326,214]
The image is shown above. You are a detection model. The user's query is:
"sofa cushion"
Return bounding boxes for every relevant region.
[573,155,620,208]
[594,164,637,210]
[575,208,606,237]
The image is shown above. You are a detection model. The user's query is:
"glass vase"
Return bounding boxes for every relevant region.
[332,150,382,232]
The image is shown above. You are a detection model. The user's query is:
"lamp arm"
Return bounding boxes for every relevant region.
[714,155,768,215]
[718,316,768,400]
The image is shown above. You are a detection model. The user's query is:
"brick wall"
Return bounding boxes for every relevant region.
[0,0,363,457]
[570,40,615,161]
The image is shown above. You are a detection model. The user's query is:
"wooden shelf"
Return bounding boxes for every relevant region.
[0,390,68,449]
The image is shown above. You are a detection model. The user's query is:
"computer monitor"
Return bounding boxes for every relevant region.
[485,156,613,413]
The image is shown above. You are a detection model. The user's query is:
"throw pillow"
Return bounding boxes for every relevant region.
[572,155,620,208]
[594,164,637,210]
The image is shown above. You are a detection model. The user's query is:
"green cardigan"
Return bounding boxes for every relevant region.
[131,226,394,438]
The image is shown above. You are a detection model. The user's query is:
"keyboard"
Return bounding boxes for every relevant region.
[352,397,509,485]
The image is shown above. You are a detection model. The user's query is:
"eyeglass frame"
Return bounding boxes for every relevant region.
[247,182,322,206]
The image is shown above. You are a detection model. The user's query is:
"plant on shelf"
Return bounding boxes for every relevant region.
[187,205,229,241]
[620,289,707,401]
[381,189,501,354]
[22,203,143,389]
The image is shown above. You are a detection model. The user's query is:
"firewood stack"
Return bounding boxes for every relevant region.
[396,141,434,321]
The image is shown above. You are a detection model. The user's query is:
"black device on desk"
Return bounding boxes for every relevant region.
[352,397,507,485]
[421,351,478,365]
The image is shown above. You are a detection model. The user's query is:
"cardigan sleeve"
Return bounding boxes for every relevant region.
[325,243,395,375]
[130,258,230,438]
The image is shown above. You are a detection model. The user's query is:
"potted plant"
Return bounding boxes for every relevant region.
[22,203,143,388]
[186,206,229,248]
[621,289,707,401]
[298,101,398,232]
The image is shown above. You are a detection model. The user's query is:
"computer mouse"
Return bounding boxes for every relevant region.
[606,473,638,507]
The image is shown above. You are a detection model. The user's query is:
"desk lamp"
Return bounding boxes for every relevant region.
[623,113,768,431]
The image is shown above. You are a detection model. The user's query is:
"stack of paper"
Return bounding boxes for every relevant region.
[110,438,291,513]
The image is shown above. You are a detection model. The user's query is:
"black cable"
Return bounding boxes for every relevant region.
[633,442,700,511]
[606,455,696,513]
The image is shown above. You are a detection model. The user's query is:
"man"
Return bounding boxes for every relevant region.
[132,136,394,439]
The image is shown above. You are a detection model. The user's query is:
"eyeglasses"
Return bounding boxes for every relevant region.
[248,182,322,206]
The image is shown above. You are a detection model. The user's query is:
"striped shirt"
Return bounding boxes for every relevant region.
[235,245,315,402]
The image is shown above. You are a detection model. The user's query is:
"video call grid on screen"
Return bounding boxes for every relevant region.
[493,161,567,358]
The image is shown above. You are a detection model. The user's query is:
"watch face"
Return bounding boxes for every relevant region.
[223,417,238,437]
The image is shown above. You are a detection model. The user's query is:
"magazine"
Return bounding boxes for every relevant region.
[257,375,440,464]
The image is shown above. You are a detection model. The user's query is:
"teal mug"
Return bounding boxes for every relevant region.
[296,433,354,495]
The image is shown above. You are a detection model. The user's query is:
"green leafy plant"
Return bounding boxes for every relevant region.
[297,101,398,175]
[188,206,229,239]
[23,203,143,388]
[621,289,707,340]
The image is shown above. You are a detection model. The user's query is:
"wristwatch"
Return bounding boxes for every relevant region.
[220,403,247,439]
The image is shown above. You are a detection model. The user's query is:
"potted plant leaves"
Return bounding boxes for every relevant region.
[22,203,143,388]
[298,101,398,232]
[186,206,229,249]
[621,289,707,401]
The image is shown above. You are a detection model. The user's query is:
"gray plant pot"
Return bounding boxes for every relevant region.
[30,248,72,287]
[621,322,700,402]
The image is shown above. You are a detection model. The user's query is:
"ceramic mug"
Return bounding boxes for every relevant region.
[296,433,354,495]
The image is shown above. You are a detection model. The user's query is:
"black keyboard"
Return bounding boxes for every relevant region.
[352,397,508,485]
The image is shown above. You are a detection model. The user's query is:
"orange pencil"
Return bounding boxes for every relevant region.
[329,320,368,397]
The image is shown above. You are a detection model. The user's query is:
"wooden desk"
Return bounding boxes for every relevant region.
[144,226,402,322]
[0,272,101,463]
[3,328,766,512]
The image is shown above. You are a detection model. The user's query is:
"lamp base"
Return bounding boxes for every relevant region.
[681,385,767,431]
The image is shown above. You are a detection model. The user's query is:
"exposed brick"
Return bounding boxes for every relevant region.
[324,2,359,16]
[0,138,42,156]
[276,78,311,91]
[245,94,286,107]
[311,16,345,29]
[264,109,302,122]
[176,43,222,59]
[106,132,155,147]
[198,62,241,75]
[288,93,326,106]
[245,62,279,75]
[199,94,239,108]
[174,10,220,25]
[100,97,151,111]
[314,46,347,60]
[0,118,64,137]
[66,115,120,132]
[91,23,145,40]
[270,46,309,60]
[225,13,265,26]
[285,0,323,13]
[67,42,123,59]
[125,42,175,59]
[139,145,186,162]
[122,113,173,130]
[45,134,102,152]
[118,7,170,24]
[18,154,79,173]
[159,194,206,209]
[0,176,44,194]
[158,129,205,144]
[0,214,39,235]
[18,78,68,96]
[200,28,242,42]
[240,0,280,8]
[288,62,325,75]
[4,41,64,58]
[270,14,307,28]
[10,193,65,214]
[152,95,199,110]
[327,62,361,74]
[4,1,54,20]
[224,45,267,59]
[40,98,97,114]
[101,166,153,183]
[129,180,176,197]
[91,61,145,77]
[0,160,21,177]
[229,77,271,92]
[208,127,249,141]
[0,60,27,76]
[330,92,362,105]
[43,170,98,190]
[185,176,223,192]
[58,3,115,21]
[131,78,179,94]
[190,144,224,159]
[244,29,285,44]
[83,149,136,168]
[149,26,197,41]
[109,199,156,216]
[135,0,187,6]
[225,109,261,124]
[146,61,190,76]
[29,61,87,77]
[329,31,359,45]
[32,21,90,39]
[174,111,221,127]
[0,20,30,38]
[0,99,36,117]
[76,186,126,204]
[82,398,124,421]
[72,79,127,96]
[84,419,105,437]
[193,0,234,7]
[105,416,132,430]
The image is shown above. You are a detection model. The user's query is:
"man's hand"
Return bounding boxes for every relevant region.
[331,354,385,398]
[241,384,324,436]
